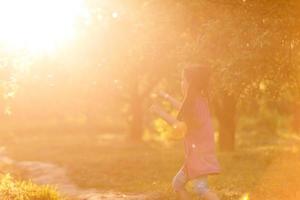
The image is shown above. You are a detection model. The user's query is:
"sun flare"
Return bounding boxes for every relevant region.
[0,0,87,55]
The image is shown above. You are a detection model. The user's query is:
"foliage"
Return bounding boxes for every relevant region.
[179,0,300,99]
[0,174,64,200]
[2,0,300,141]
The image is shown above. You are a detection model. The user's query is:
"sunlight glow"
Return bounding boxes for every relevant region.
[240,193,250,200]
[112,11,119,19]
[0,0,87,55]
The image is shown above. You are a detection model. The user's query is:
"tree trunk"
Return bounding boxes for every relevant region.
[218,112,236,151]
[129,94,144,141]
[128,76,144,141]
[128,71,163,141]
[214,93,237,152]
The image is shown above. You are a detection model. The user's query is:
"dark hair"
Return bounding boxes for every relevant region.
[177,66,212,121]
[183,66,211,95]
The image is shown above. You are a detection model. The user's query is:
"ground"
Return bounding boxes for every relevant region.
[0,130,300,200]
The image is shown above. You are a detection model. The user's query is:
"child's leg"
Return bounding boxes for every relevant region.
[172,168,190,200]
[192,177,219,200]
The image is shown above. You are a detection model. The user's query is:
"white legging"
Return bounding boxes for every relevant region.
[172,168,209,196]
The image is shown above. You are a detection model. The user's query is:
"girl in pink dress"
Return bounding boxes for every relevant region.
[151,66,220,200]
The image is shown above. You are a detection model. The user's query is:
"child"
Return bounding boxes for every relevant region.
[151,66,220,200]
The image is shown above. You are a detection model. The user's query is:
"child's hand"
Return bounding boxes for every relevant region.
[163,122,187,141]
[170,121,187,140]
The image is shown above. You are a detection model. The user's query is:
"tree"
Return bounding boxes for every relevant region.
[77,0,184,140]
[191,0,300,151]
[84,0,300,145]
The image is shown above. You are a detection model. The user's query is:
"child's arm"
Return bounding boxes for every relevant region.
[159,91,182,110]
[150,104,187,140]
[150,105,179,125]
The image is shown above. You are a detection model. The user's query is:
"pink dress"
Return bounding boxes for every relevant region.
[182,96,220,179]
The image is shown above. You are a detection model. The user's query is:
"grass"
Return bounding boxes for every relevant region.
[0,174,65,200]
[1,129,300,200]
